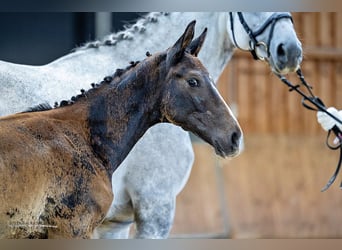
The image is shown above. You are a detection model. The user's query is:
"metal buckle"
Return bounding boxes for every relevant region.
[254,41,268,61]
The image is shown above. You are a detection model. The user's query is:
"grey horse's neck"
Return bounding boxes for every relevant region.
[49,12,235,83]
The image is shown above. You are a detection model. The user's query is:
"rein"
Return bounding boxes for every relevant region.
[229,12,293,60]
[275,69,342,191]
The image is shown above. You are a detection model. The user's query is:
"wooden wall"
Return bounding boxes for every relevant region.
[169,13,342,238]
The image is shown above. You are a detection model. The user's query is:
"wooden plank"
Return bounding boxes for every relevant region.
[317,61,334,124]
[252,61,269,133]
[303,47,342,60]
[301,13,318,48]
[300,60,319,135]
[337,12,342,49]
[319,12,333,47]
[286,73,303,134]
[335,12,342,109]
[269,73,287,133]
[217,59,237,113]
[291,12,302,36]
[236,57,253,133]
[335,62,342,109]
[217,61,230,101]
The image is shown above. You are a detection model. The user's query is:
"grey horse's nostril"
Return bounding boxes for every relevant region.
[277,43,286,57]
[277,42,302,65]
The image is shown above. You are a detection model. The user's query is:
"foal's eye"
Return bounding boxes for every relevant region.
[187,78,200,87]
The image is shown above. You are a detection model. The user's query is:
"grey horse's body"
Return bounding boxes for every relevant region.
[0,12,302,238]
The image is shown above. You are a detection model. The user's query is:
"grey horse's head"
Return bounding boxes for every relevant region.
[228,12,302,75]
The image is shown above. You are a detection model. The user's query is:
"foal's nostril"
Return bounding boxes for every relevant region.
[231,131,240,147]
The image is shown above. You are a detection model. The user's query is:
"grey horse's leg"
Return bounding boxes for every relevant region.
[93,195,135,239]
[133,196,176,239]
[93,157,137,239]
[92,220,132,239]
[94,197,175,239]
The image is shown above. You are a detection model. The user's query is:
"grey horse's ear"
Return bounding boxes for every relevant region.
[187,27,207,57]
[166,20,196,67]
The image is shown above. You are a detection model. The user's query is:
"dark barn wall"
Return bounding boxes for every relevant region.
[0,12,144,65]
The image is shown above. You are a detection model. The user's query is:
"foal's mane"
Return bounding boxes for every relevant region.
[76,12,168,51]
[23,56,148,113]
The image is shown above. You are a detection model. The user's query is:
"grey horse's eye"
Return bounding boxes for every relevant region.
[187,78,199,87]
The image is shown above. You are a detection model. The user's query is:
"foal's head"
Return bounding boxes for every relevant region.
[160,21,243,158]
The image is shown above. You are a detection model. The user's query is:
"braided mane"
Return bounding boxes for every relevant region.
[23,103,53,113]
[76,12,169,51]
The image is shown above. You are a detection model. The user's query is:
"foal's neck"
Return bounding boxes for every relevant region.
[82,54,166,176]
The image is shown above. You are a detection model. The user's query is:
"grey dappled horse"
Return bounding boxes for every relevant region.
[0,13,302,238]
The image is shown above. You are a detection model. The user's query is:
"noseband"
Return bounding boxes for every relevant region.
[229,12,293,60]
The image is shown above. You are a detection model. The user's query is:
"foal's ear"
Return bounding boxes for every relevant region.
[167,20,196,67]
[187,27,207,57]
